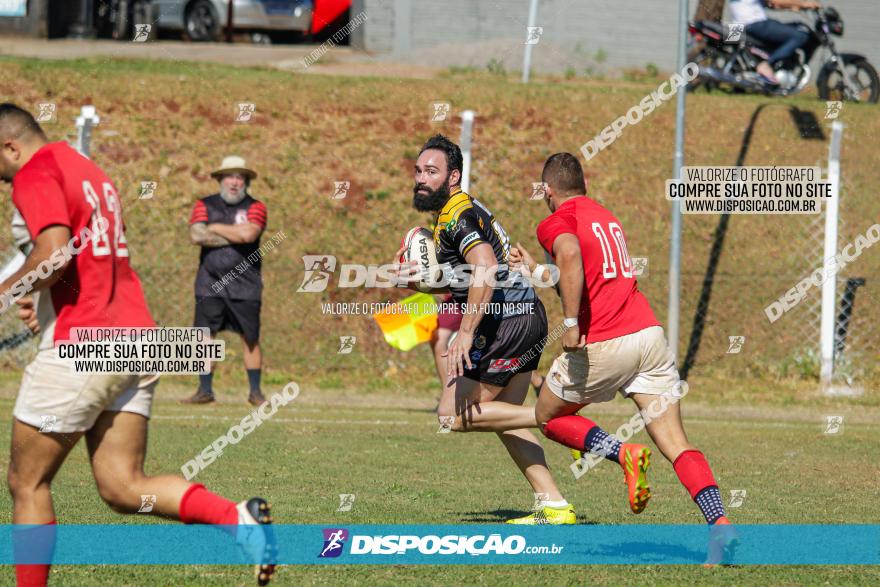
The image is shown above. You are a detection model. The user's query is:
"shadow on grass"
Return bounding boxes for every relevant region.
[680,104,825,379]
[571,540,707,564]
[460,510,599,524]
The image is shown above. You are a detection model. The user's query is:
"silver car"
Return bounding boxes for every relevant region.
[153,0,313,42]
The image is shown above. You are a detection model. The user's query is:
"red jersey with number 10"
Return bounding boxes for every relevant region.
[536,196,658,343]
[11,142,154,345]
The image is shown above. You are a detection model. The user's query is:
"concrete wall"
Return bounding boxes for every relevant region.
[355,0,880,76]
[0,0,49,36]
[351,0,392,51]
[0,0,85,38]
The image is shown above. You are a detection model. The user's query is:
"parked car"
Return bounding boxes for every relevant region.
[152,0,314,42]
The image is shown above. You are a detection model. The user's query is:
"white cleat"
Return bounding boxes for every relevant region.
[235,497,278,585]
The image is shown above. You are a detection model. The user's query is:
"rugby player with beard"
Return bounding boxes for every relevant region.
[392,135,576,524]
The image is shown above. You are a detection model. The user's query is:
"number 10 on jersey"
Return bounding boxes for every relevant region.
[592,222,633,278]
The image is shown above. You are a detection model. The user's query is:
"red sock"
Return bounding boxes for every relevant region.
[672,450,718,498]
[15,565,51,587]
[15,519,56,587]
[16,564,51,587]
[178,484,238,530]
[543,415,599,450]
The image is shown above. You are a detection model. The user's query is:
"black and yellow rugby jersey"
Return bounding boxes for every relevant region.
[433,187,536,317]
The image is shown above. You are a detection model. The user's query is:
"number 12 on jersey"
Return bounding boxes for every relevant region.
[592,222,633,278]
[82,180,129,258]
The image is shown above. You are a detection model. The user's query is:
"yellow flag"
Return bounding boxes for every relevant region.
[372,292,438,351]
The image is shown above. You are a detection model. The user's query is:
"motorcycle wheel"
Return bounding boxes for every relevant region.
[817,59,880,104]
[686,44,718,93]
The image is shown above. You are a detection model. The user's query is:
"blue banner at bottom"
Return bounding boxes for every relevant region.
[2,525,878,565]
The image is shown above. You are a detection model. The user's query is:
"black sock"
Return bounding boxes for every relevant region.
[694,486,726,524]
[198,373,214,395]
[247,369,261,395]
[584,425,623,463]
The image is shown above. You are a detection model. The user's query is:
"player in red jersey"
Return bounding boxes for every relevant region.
[0,104,276,586]
[512,153,736,562]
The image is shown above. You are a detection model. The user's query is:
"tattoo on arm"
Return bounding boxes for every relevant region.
[190,223,231,248]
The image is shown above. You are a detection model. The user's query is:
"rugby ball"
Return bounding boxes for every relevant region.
[400,227,441,292]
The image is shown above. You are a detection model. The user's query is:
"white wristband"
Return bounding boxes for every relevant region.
[532,264,547,283]
[563,317,578,329]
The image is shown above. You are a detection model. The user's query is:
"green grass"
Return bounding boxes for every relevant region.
[0,387,877,584]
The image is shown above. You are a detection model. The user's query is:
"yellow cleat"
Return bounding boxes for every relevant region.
[569,447,584,462]
[505,504,576,525]
[619,444,652,514]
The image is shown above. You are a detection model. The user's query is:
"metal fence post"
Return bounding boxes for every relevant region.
[820,121,843,389]
[667,0,689,361]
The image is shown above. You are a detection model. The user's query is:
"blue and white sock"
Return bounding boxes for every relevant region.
[694,486,726,524]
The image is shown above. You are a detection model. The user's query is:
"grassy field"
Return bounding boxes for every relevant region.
[0,56,878,391]
[0,386,877,585]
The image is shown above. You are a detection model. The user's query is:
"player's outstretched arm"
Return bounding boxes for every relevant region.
[189,222,232,248]
[0,225,72,311]
[206,222,263,244]
[510,241,555,286]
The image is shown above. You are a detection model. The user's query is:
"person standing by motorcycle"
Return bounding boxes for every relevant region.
[729,0,821,84]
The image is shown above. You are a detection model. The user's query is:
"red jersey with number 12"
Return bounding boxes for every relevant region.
[11,142,154,345]
[536,196,658,343]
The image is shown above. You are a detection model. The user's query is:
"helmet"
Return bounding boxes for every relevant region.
[822,7,841,21]
[823,7,844,36]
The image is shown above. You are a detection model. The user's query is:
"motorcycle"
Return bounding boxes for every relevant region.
[688,7,878,103]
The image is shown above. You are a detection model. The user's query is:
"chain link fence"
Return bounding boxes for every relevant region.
[672,145,878,392]
[1,85,876,397]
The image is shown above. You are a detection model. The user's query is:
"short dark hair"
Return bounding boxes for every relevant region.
[542,152,585,196]
[420,134,463,183]
[0,103,45,143]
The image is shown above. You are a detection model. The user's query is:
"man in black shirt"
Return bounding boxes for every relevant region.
[393,135,576,525]
[184,156,268,406]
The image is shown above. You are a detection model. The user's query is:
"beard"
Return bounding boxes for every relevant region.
[220,184,247,205]
[412,180,450,212]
